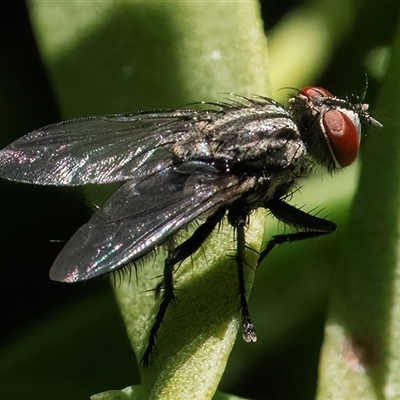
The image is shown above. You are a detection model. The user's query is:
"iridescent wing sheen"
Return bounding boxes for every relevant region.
[0,111,206,185]
[49,164,253,282]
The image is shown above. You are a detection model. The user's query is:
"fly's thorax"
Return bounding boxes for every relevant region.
[236,165,302,211]
[172,103,309,174]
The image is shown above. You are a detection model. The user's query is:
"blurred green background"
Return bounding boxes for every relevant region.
[0,1,398,399]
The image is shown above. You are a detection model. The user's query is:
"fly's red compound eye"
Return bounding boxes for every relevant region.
[299,86,333,98]
[323,109,360,167]
[298,86,362,168]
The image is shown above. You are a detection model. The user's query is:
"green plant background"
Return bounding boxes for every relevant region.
[0,1,399,399]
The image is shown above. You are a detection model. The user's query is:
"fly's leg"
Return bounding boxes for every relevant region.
[228,206,257,344]
[259,198,337,264]
[141,207,226,366]
[236,221,257,343]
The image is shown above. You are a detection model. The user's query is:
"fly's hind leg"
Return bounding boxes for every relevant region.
[141,207,226,366]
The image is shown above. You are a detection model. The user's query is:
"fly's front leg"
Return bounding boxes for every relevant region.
[141,207,226,366]
[259,198,337,264]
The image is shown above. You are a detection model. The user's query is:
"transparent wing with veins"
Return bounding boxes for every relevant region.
[49,165,252,282]
[0,110,209,185]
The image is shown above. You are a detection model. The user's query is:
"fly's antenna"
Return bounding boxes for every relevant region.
[362,72,369,103]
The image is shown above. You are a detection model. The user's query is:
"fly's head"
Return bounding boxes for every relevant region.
[289,86,382,172]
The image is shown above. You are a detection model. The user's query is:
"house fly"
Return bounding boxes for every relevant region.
[0,87,382,364]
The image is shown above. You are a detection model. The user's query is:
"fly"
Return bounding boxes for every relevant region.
[0,87,382,365]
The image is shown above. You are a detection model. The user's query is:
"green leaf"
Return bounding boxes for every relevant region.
[317,16,400,400]
[91,387,250,400]
[268,0,363,99]
[30,1,269,399]
[91,385,146,400]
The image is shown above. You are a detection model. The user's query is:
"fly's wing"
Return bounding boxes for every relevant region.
[0,111,206,185]
[50,164,254,282]
[0,99,297,186]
